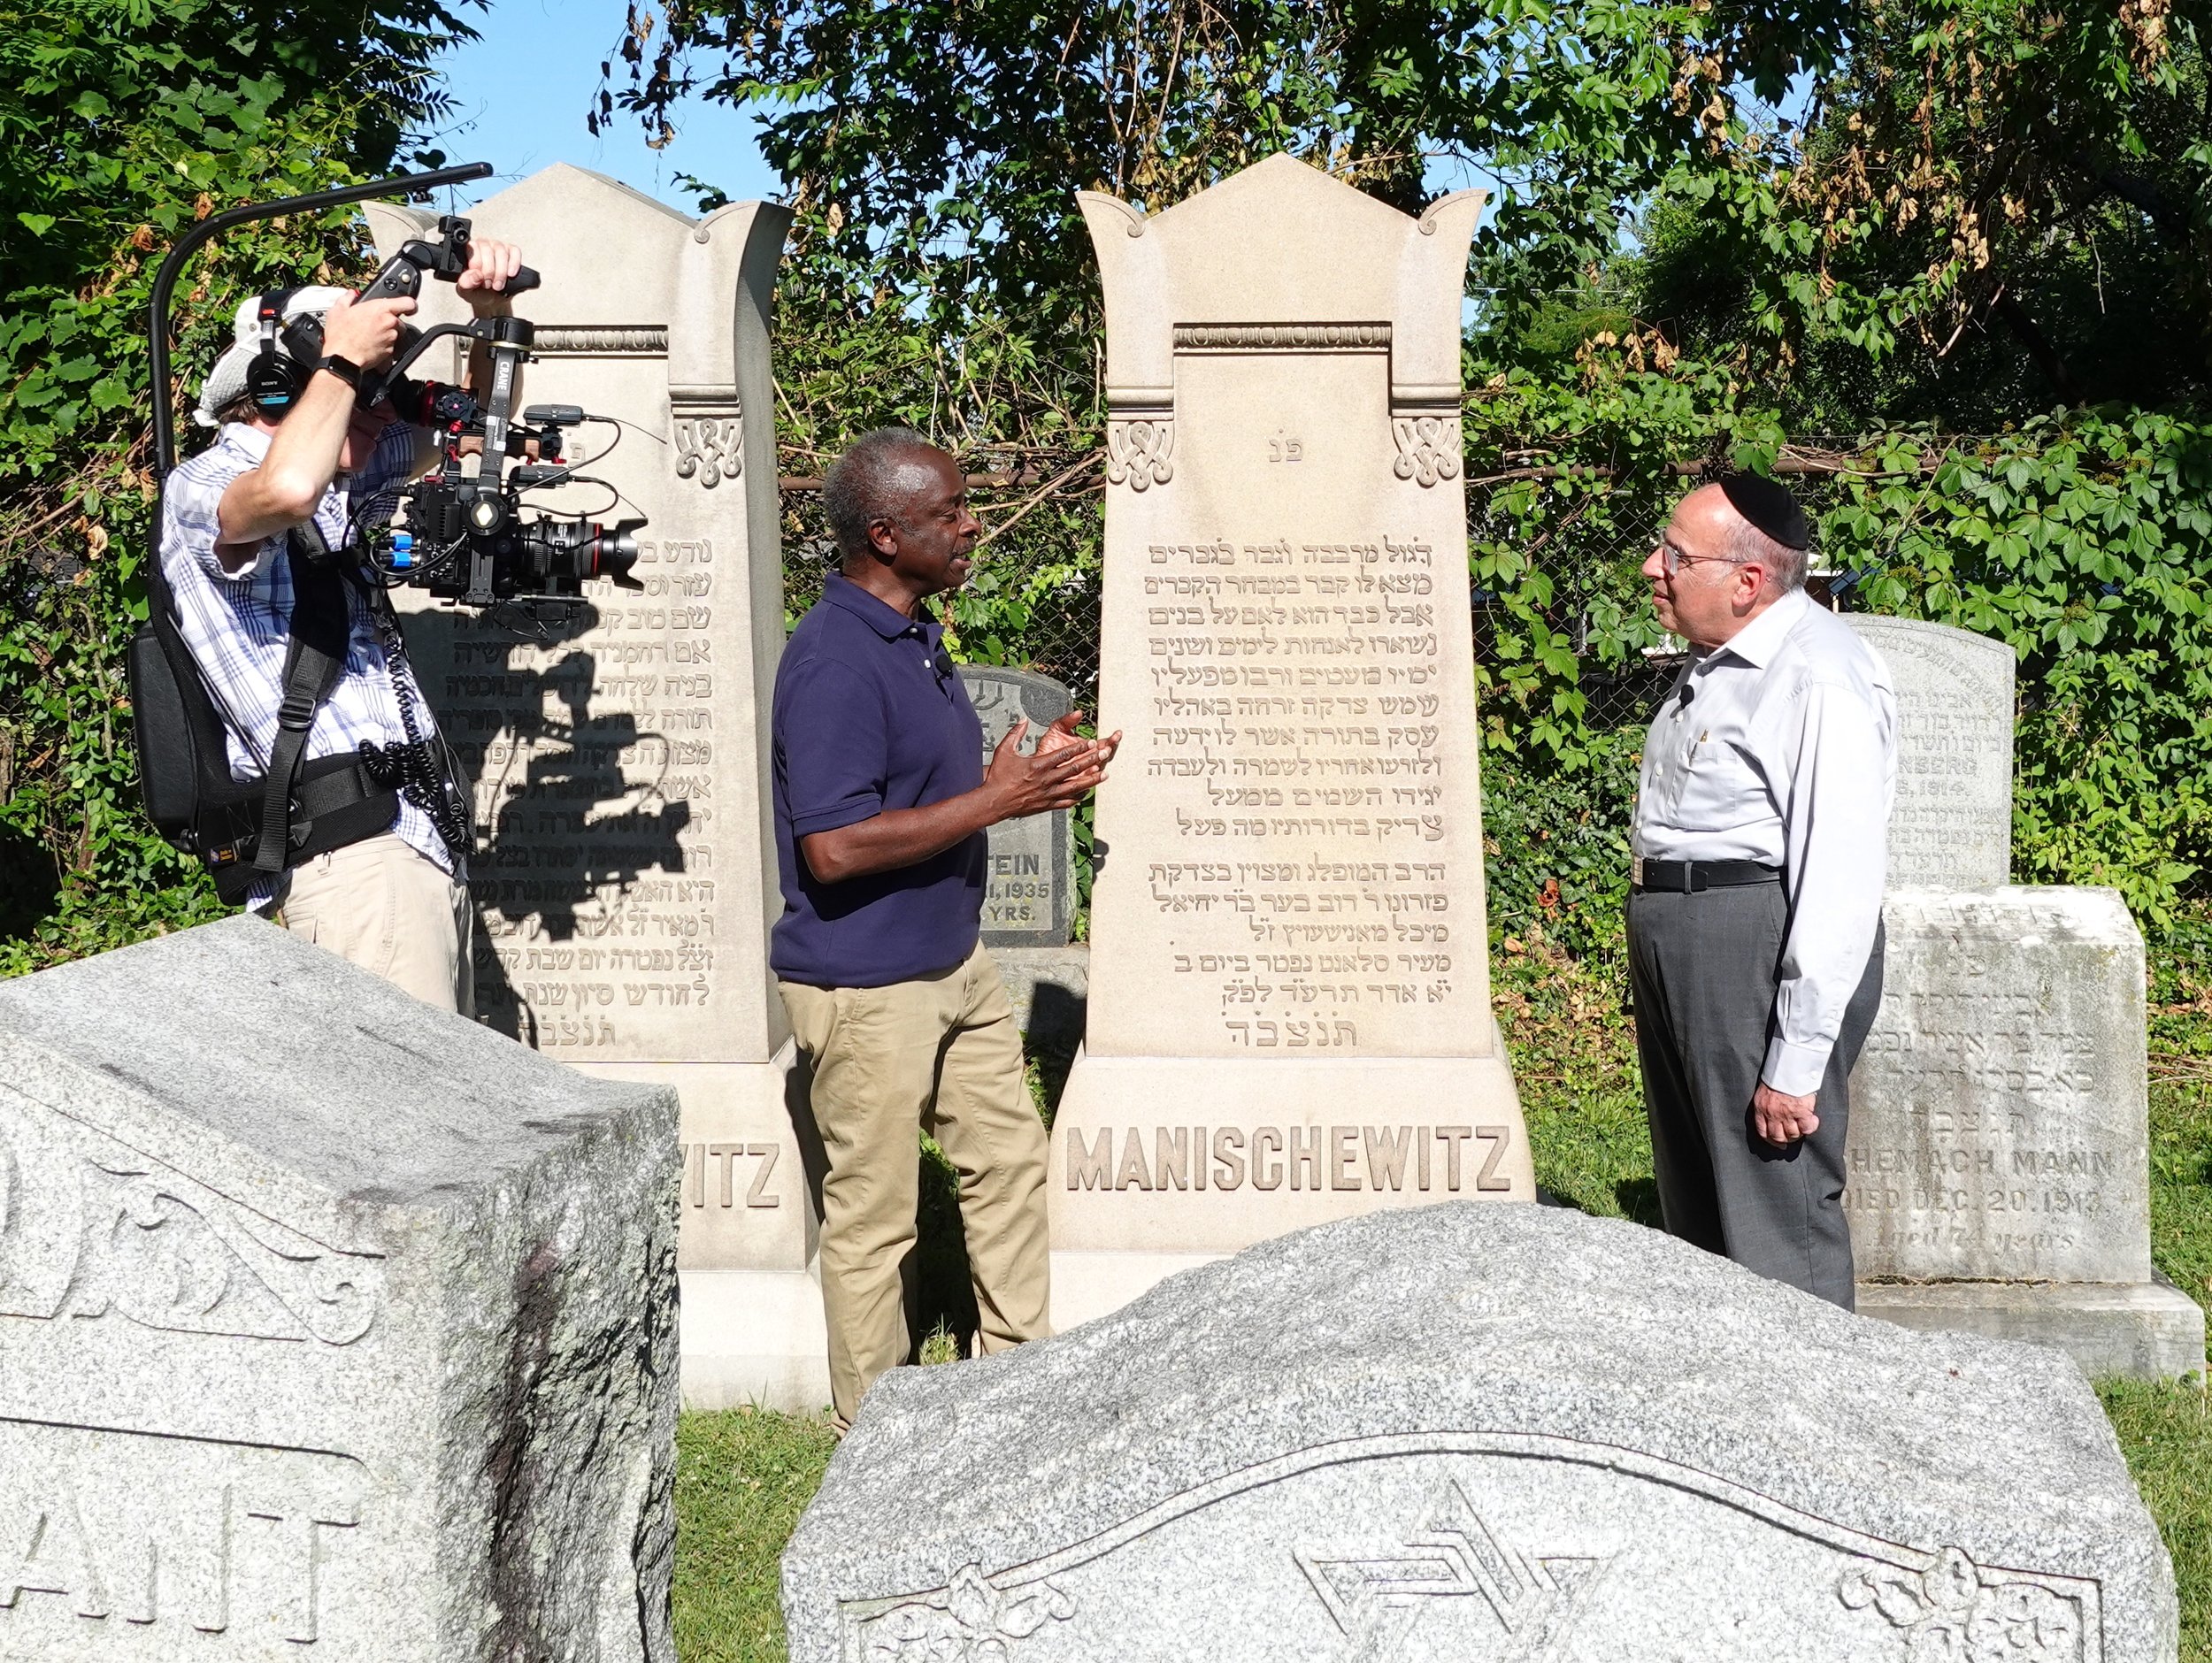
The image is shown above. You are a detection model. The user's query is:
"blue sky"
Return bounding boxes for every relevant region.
[428,0,781,211]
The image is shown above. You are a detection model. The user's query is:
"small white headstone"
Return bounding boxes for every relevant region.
[1848,888,2203,1376]
[1845,616,2012,888]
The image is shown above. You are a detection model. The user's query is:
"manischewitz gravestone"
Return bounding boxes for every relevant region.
[0,917,679,1661]
[367,168,824,1411]
[1046,155,1532,1330]
[784,1205,2176,1662]
[958,666,1076,946]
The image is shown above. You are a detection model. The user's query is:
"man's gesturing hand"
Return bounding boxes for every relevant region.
[986,715,1113,820]
[1751,1082,1820,1146]
[1034,709,1121,768]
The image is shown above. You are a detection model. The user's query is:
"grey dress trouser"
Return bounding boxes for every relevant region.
[1627,879,1884,1309]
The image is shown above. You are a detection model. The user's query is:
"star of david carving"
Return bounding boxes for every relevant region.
[1295,1478,1608,1660]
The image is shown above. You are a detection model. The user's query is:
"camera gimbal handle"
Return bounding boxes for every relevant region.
[359,215,541,307]
[148,162,495,479]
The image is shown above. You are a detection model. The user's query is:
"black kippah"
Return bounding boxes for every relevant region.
[1717,472,1810,551]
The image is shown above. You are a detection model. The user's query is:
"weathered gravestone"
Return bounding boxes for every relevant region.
[1845,616,2013,889]
[958,666,1077,947]
[365,168,824,1410]
[783,1204,2175,1661]
[1847,888,2204,1376]
[1839,616,2202,1376]
[0,916,679,1661]
[1046,156,1532,1329]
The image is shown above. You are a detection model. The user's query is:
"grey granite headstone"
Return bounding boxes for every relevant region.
[959,666,1076,947]
[1845,616,2013,889]
[784,1205,2174,1662]
[0,916,680,1660]
[1849,887,2204,1376]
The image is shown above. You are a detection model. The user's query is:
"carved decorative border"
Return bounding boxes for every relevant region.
[1105,419,1175,492]
[673,412,743,489]
[1173,323,1392,353]
[0,1090,386,1345]
[531,325,669,356]
[1391,415,1462,489]
[836,1429,2101,1658]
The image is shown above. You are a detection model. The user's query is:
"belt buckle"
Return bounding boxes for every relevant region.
[1632,856,1645,888]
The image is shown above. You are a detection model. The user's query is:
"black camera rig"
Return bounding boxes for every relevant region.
[361,310,645,609]
[134,162,647,895]
[272,212,646,610]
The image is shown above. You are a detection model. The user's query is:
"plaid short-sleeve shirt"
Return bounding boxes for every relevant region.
[158,421,459,908]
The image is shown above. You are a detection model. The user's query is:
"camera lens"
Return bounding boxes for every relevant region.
[592,527,639,584]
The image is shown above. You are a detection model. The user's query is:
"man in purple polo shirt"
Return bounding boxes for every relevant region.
[772,427,1118,1430]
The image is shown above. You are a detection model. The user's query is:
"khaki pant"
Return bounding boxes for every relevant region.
[780,942,1050,1427]
[272,832,474,1015]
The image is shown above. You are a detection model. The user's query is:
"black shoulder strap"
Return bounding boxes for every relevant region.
[250,525,353,875]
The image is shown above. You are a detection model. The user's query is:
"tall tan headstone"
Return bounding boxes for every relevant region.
[1047,156,1532,1328]
[365,167,822,1409]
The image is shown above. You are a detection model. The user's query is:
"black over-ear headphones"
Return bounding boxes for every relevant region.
[242,287,310,416]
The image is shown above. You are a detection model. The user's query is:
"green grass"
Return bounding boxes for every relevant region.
[673,1407,839,1663]
[670,934,2212,1661]
[2101,1378,2212,1659]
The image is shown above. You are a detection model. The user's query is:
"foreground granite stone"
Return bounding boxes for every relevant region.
[0,916,680,1660]
[784,1204,2174,1662]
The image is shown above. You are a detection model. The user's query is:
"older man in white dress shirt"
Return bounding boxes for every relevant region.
[1628,475,1898,1307]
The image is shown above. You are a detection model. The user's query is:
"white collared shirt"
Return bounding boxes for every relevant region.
[159,421,457,908]
[1632,588,1899,1095]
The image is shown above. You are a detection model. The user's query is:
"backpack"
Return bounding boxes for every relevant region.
[130,508,399,904]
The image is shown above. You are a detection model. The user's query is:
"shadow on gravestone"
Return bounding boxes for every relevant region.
[403,605,694,1046]
[368,170,826,1412]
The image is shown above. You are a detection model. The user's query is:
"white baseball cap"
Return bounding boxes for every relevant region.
[193,285,353,427]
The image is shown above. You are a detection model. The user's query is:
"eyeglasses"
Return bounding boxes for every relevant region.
[1656,540,1754,579]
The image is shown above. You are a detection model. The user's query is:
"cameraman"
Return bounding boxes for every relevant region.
[159,239,524,1012]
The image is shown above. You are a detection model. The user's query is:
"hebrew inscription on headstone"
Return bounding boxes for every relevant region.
[1845,616,2012,889]
[367,166,824,1410]
[783,1205,2177,1663]
[1847,886,2203,1376]
[958,666,1075,946]
[1043,155,1530,1328]
[0,918,679,1662]
[1850,889,2148,1285]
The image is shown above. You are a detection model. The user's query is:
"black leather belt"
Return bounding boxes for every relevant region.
[1632,857,1783,893]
